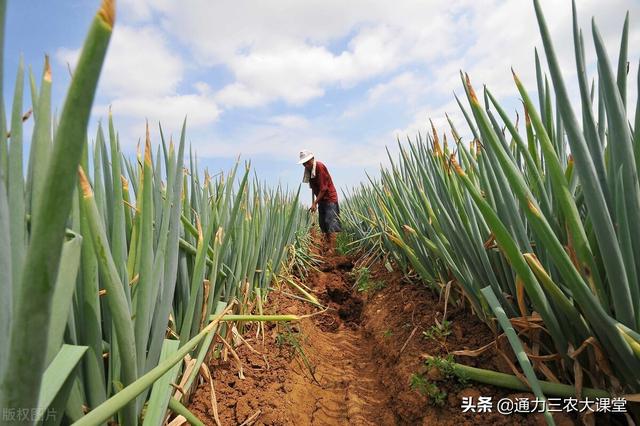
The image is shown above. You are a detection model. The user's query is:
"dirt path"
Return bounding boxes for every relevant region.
[187,249,574,425]
[280,257,394,425]
[188,254,396,425]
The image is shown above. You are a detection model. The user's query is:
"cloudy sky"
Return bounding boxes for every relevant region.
[4,0,640,194]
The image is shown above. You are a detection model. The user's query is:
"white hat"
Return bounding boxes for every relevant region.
[297,149,314,164]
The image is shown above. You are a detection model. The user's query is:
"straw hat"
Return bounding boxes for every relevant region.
[297,149,314,164]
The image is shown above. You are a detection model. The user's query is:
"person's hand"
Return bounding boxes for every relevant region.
[309,201,317,213]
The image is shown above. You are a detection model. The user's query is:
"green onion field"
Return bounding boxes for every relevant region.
[0,0,639,424]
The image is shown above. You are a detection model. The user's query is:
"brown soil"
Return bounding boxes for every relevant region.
[187,248,585,425]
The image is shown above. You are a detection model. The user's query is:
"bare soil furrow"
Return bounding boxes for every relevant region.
[188,248,567,425]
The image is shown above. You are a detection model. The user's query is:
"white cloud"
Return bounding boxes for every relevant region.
[87,0,640,113]
[214,33,419,107]
[124,1,461,107]
[145,0,459,63]
[95,94,220,127]
[269,114,310,129]
[58,25,184,97]
[178,1,637,109]
[56,47,79,70]
[58,23,222,143]
[342,71,430,118]
[193,81,213,95]
[59,0,640,190]
[215,82,270,108]
[103,25,183,97]
[119,0,156,22]
[394,99,471,145]
[368,72,425,103]
[182,114,388,171]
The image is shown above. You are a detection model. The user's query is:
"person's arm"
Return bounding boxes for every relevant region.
[311,164,328,211]
[315,189,327,204]
[311,190,325,212]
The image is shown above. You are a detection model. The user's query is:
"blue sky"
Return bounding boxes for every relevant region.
[4,0,640,197]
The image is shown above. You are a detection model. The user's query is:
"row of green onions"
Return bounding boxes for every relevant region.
[342,0,640,409]
[0,1,311,424]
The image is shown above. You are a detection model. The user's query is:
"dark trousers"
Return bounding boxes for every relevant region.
[318,202,341,233]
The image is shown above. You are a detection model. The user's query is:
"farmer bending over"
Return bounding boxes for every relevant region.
[298,149,341,254]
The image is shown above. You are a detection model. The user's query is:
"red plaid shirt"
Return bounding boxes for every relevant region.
[310,161,338,203]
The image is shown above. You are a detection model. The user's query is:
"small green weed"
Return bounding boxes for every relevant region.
[276,326,301,348]
[335,232,352,255]
[276,325,319,383]
[422,319,452,341]
[409,373,447,406]
[409,356,471,407]
[382,329,394,338]
[426,354,469,386]
[350,266,385,293]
